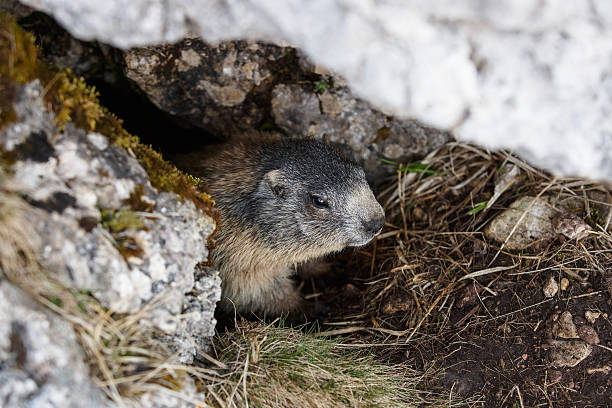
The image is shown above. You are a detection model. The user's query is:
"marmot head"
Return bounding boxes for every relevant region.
[252,139,385,260]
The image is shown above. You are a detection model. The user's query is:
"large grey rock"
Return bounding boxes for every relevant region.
[270,83,451,181]
[0,80,219,353]
[122,39,290,135]
[0,280,112,408]
[122,39,450,181]
[16,0,612,180]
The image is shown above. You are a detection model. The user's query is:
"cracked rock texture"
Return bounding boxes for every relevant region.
[16,0,612,180]
[122,40,450,182]
[0,81,220,405]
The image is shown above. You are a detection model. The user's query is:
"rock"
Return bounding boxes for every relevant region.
[161,266,222,364]
[0,16,220,408]
[0,280,112,408]
[547,340,592,368]
[485,196,556,250]
[585,310,601,324]
[1,75,220,382]
[552,311,577,338]
[543,276,559,298]
[576,324,600,345]
[456,284,479,308]
[122,39,289,135]
[560,277,569,291]
[1,82,218,338]
[270,83,451,181]
[552,212,591,240]
[16,0,612,181]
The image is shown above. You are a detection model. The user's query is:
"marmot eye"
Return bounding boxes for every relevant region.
[310,194,328,209]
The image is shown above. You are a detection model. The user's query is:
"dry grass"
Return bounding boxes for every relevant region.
[315,142,612,405]
[206,318,455,408]
[325,142,612,335]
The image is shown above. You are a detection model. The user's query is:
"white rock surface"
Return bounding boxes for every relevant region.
[17,0,612,180]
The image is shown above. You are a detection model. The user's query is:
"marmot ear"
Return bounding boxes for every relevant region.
[263,169,288,199]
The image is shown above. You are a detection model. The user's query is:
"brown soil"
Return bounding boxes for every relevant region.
[303,143,612,407]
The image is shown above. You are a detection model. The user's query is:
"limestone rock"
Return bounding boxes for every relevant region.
[543,276,559,299]
[485,196,556,250]
[0,80,220,357]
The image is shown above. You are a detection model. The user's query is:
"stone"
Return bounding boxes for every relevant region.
[1,82,218,329]
[0,280,112,408]
[552,311,577,338]
[15,0,612,181]
[560,277,569,291]
[485,196,556,250]
[1,80,220,366]
[547,340,592,368]
[552,212,592,240]
[161,266,222,364]
[584,310,601,324]
[122,39,289,135]
[576,324,600,345]
[543,276,559,298]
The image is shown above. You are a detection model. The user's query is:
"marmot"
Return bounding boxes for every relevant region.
[176,135,385,317]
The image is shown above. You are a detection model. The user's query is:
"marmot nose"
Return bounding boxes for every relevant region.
[363,215,385,236]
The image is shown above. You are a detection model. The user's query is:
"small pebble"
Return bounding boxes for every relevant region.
[543,276,559,298]
[552,311,578,338]
[585,310,600,324]
[576,324,600,345]
[560,277,569,291]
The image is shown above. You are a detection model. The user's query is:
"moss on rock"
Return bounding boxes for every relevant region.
[0,12,217,219]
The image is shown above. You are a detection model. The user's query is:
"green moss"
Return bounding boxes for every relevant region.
[0,13,217,222]
[52,71,104,131]
[0,13,43,131]
[100,209,146,259]
[100,209,146,233]
[0,13,41,84]
[124,184,155,212]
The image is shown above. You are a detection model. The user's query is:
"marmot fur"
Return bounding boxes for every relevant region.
[177,135,385,316]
